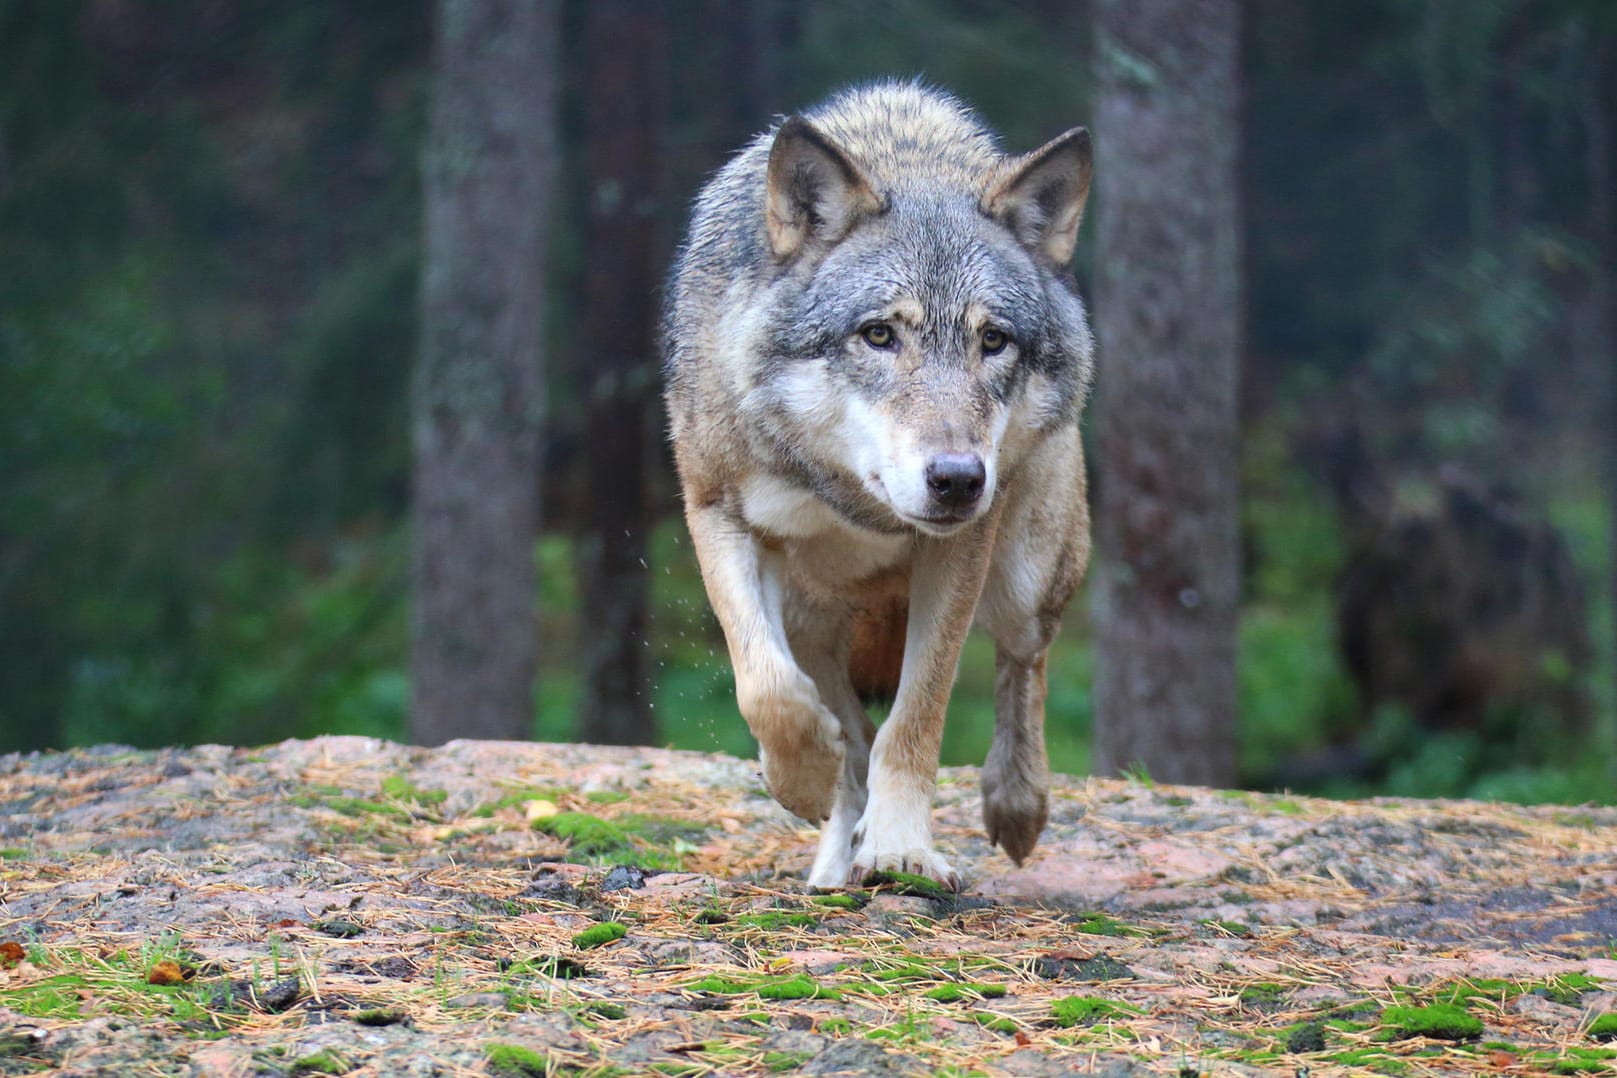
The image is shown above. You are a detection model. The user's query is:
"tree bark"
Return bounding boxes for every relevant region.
[574,0,667,746]
[411,0,556,746]
[1090,0,1244,786]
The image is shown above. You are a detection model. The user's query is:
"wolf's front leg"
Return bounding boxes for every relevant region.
[686,503,844,823]
[789,608,876,888]
[850,528,995,890]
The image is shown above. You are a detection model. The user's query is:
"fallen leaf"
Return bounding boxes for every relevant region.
[1014,1030,1032,1047]
[146,960,193,986]
[0,941,25,968]
[523,799,558,822]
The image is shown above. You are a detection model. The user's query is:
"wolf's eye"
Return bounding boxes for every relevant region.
[860,322,896,349]
[981,327,1010,355]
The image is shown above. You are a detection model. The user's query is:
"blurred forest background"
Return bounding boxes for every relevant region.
[3,0,1616,805]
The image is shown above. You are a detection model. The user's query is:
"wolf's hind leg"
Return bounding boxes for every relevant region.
[976,425,1087,865]
[807,705,873,888]
[981,649,1052,865]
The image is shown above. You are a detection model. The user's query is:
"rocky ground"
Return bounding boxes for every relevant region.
[2,736,1616,1076]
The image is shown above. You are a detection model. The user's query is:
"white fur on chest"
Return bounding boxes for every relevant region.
[738,473,912,585]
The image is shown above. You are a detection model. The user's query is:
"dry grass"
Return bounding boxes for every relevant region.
[0,737,1614,1074]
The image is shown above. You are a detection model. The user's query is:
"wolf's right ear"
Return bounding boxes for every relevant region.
[985,127,1093,267]
[765,117,882,260]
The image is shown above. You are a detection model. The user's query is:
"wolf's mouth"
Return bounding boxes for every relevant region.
[895,508,978,537]
[866,473,982,536]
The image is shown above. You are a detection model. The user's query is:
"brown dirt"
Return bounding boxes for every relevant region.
[2,736,1615,1076]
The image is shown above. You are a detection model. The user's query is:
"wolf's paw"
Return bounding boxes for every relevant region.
[848,802,960,891]
[981,779,1048,866]
[981,741,1049,866]
[752,694,844,824]
[848,842,962,893]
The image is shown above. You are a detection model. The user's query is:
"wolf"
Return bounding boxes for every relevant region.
[663,82,1094,889]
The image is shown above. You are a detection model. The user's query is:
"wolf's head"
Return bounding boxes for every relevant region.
[747,90,1094,537]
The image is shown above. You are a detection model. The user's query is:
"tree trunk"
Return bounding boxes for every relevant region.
[1588,38,1617,736]
[1090,0,1244,786]
[574,0,667,746]
[411,0,556,746]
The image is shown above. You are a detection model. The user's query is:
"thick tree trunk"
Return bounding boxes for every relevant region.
[575,0,667,746]
[1090,0,1244,786]
[411,0,556,746]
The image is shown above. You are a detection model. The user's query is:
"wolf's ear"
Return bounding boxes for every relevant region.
[765,117,882,260]
[985,127,1093,267]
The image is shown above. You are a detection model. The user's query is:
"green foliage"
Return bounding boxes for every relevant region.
[2,0,1614,814]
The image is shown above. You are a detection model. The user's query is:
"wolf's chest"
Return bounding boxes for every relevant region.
[738,472,913,588]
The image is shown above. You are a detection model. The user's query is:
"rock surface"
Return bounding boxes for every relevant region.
[1,736,1615,1075]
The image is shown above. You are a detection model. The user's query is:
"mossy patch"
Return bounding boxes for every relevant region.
[685,972,841,1001]
[1540,1048,1617,1074]
[290,789,407,822]
[923,983,1008,1003]
[1239,982,1287,1007]
[519,955,590,979]
[1380,1003,1483,1041]
[763,1050,813,1072]
[290,1049,352,1076]
[1589,1014,1617,1042]
[812,893,864,910]
[351,1007,406,1026]
[733,911,818,930]
[471,786,561,818]
[1050,995,1144,1027]
[1071,912,1147,938]
[1330,1048,1409,1074]
[530,811,701,869]
[1197,918,1251,937]
[1430,977,1519,1006]
[860,869,953,900]
[486,1042,550,1077]
[571,922,626,949]
[379,775,447,807]
[535,813,630,855]
[865,961,945,982]
[1540,973,1603,1005]
[973,1011,1019,1034]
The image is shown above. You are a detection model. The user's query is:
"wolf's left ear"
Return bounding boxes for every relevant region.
[985,127,1093,267]
[766,117,882,260]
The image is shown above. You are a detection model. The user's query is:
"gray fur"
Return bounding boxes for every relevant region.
[663,82,1095,888]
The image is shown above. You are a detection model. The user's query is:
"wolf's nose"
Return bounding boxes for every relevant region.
[925,453,986,509]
